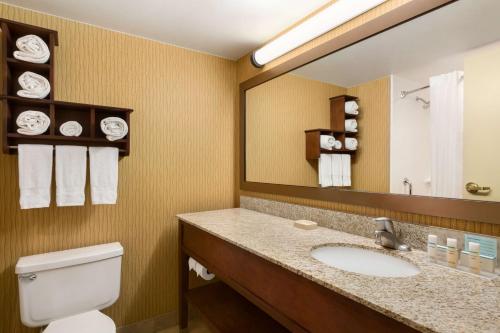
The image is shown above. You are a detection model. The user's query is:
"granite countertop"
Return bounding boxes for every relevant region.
[177,208,500,333]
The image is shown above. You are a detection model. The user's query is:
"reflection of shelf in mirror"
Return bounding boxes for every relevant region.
[7,57,51,74]
[320,148,356,154]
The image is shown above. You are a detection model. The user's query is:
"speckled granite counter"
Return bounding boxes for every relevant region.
[177,208,500,333]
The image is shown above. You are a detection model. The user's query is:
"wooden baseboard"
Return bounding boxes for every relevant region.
[117,311,177,333]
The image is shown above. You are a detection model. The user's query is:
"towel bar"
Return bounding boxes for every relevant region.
[8,145,127,153]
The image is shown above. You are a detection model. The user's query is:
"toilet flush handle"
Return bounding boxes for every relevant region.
[19,273,37,281]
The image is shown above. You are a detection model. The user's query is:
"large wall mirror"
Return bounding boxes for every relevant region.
[242,0,500,223]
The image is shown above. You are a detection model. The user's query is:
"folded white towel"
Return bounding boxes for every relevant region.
[332,154,343,187]
[17,71,51,99]
[16,110,50,135]
[345,138,358,150]
[13,35,50,64]
[341,154,351,186]
[89,147,119,205]
[59,121,83,137]
[101,117,128,141]
[345,101,359,114]
[320,135,335,150]
[319,154,333,187]
[55,146,87,207]
[18,144,53,209]
[333,140,342,149]
[345,119,358,132]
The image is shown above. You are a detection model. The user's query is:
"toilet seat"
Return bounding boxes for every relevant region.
[43,310,116,333]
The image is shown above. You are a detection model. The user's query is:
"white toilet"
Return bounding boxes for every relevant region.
[15,242,124,333]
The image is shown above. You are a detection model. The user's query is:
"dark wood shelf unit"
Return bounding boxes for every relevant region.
[305,129,355,160]
[186,282,289,333]
[1,19,133,156]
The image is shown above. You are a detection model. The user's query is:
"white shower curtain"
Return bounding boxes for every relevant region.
[429,71,464,198]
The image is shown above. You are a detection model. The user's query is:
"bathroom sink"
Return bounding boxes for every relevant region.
[311,245,420,277]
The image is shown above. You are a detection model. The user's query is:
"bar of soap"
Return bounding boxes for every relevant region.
[294,220,318,230]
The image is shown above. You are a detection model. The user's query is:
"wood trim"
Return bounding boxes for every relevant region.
[239,0,500,225]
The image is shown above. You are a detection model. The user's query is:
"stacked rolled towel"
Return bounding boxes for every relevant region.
[101,117,128,141]
[13,35,50,64]
[345,119,358,133]
[60,121,83,137]
[16,110,50,135]
[320,135,335,150]
[17,71,51,99]
[345,101,359,115]
[345,137,358,151]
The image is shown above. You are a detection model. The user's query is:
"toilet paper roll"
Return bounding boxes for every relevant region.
[195,262,215,281]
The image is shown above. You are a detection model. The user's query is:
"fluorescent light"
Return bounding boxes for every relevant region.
[251,0,387,67]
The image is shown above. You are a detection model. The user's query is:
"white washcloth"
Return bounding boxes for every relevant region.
[13,35,50,64]
[345,138,358,150]
[101,117,128,141]
[332,154,343,187]
[16,110,50,135]
[17,71,51,99]
[345,119,358,132]
[333,140,342,149]
[345,101,359,113]
[89,147,119,204]
[59,121,83,137]
[341,154,351,186]
[55,146,87,207]
[319,154,333,187]
[18,144,53,209]
[320,135,335,150]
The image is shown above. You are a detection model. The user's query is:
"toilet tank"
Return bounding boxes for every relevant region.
[15,242,123,327]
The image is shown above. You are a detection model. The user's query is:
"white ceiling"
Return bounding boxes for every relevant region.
[292,0,500,87]
[1,0,331,60]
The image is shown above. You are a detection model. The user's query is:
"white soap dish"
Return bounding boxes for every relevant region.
[294,220,318,230]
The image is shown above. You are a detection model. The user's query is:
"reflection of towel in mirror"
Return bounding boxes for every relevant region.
[345,138,358,150]
[13,35,50,64]
[16,110,50,135]
[345,101,359,115]
[345,119,358,132]
[100,117,128,141]
[319,154,333,187]
[320,135,335,150]
[341,154,351,186]
[59,121,83,137]
[17,71,51,99]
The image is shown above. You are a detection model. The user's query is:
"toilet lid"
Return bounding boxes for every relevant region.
[44,310,116,333]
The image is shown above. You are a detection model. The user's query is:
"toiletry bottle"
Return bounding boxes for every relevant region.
[447,238,458,268]
[427,234,438,262]
[468,241,481,274]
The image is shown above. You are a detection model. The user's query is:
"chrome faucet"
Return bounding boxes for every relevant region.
[374,217,411,251]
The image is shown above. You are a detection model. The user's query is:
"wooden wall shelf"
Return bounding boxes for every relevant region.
[1,19,133,156]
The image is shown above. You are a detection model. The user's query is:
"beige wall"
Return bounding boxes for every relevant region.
[0,4,237,332]
[246,74,345,186]
[463,42,500,201]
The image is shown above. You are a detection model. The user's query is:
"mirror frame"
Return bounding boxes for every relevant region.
[240,0,500,225]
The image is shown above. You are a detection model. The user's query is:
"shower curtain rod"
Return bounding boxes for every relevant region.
[400,85,429,98]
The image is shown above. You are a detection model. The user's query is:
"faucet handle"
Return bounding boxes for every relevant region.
[374,217,392,231]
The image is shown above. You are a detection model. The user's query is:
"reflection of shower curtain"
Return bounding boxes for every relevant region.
[429,71,464,198]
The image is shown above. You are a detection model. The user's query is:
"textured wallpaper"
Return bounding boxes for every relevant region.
[0,4,237,332]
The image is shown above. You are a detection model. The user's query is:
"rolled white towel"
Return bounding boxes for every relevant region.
[13,35,50,64]
[333,140,342,149]
[320,135,335,150]
[345,119,358,132]
[16,111,50,135]
[101,117,128,141]
[17,71,51,99]
[345,101,359,114]
[345,138,358,150]
[59,121,83,137]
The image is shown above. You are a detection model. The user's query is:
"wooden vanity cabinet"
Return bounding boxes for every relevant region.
[178,220,418,333]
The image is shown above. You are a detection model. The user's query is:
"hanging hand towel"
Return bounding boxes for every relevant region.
[332,154,343,187]
[55,146,87,207]
[341,154,351,187]
[345,101,359,115]
[345,119,358,132]
[320,135,336,150]
[89,147,119,204]
[59,121,83,137]
[13,35,50,64]
[17,71,51,99]
[16,110,50,135]
[319,154,333,187]
[101,117,128,141]
[345,138,358,150]
[18,144,53,209]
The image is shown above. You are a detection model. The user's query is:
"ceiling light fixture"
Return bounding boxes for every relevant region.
[251,0,387,67]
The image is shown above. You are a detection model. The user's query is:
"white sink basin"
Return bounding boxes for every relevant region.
[311,245,420,277]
